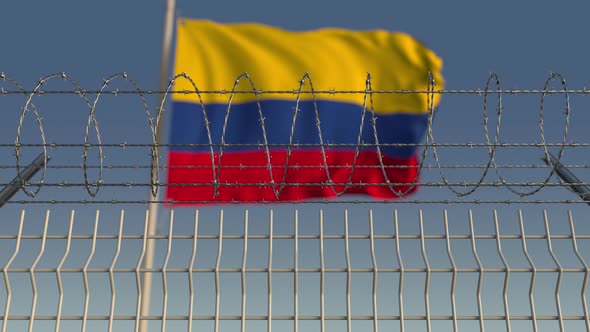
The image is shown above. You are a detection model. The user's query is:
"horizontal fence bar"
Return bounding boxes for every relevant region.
[1,268,589,273]
[0,315,588,321]
[1,234,589,240]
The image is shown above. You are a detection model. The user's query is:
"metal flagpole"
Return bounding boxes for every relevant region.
[140,0,176,330]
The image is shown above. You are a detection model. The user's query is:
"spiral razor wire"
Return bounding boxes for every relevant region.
[0,71,582,203]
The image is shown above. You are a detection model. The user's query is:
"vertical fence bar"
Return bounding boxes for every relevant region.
[494,210,511,332]
[55,211,74,332]
[268,210,273,332]
[394,210,405,332]
[519,210,538,332]
[543,210,564,332]
[28,210,49,332]
[294,209,299,332]
[443,210,458,332]
[569,210,590,331]
[135,211,149,332]
[418,210,431,332]
[161,211,174,332]
[82,211,99,332]
[108,211,124,332]
[319,210,325,332]
[1,210,24,332]
[214,211,223,332]
[469,210,485,332]
[241,210,248,332]
[344,210,352,332]
[188,210,199,332]
[369,210,378,332]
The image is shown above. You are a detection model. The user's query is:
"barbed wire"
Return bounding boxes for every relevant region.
[3,143,590,147]
[3,163,590,169]
[5,200,590,205]
[0,71,583,203]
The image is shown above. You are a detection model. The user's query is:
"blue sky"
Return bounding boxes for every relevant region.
[4,0,590,86]
[2,1,590,331]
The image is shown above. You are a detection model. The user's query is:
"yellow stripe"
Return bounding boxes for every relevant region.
[172,19,444,114]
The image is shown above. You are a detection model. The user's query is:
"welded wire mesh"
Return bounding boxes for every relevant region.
[0,208,589,332]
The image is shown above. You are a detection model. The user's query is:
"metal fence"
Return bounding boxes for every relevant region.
[1,208,589,332]
[1,73,590,331]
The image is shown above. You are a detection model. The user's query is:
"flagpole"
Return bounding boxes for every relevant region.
[141,0,176,330]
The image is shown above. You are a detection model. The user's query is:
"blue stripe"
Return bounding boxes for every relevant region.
[170,100,428,158]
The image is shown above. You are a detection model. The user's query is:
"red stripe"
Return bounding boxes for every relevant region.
[165,150,419,203]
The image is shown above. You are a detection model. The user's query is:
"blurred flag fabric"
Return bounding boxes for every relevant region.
[166,19,443,203]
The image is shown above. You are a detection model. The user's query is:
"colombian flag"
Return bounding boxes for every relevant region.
[166,19,443,203]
